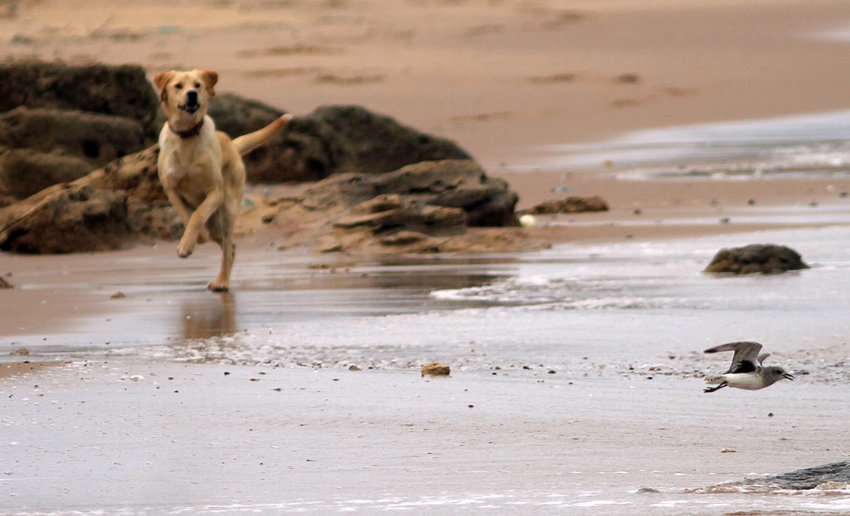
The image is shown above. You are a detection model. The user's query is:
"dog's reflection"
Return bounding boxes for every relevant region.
[181,292,237,340]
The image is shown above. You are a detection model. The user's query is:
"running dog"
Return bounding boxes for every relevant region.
[154,69,291,291]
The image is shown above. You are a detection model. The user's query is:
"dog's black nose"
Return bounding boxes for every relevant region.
[185,90,199,105]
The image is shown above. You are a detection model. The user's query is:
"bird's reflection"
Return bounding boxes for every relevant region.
[181,292,237,340]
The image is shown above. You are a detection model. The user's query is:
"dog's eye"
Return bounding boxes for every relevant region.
[175,83,183,90]
[194,82,201,88]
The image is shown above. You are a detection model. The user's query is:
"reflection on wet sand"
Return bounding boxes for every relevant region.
[181,292,237,341]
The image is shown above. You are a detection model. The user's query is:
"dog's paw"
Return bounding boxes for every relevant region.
[177,239,195,258]
[207,279,229,292]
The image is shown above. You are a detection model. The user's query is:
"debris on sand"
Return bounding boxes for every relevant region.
[421,362,451,377]
[525,195,609,215]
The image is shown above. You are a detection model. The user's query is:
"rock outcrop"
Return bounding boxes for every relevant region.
[0,184,131,254]
[0,60,160,139]
[0,60,537,255]
[233,104,472,183]
[704,244,809,274]
[0,146,180,253]
[259,160,546,254]
[0,149,92,204]
[0,107,147,167]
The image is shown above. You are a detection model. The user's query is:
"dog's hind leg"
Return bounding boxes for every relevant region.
[207,209,235,292]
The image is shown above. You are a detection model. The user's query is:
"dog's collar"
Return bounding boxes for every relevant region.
[168,119,204,139]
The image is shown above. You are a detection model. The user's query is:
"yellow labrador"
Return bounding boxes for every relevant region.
[153,69,291,291]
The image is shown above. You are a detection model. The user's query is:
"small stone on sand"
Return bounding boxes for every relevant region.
[110,291,126,299]
[421,362,450,377]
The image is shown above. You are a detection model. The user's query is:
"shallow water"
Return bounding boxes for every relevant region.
[101,227,846,388]
[513,110,850,180]
[9,226,850,381]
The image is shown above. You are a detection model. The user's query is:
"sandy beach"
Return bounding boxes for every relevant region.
[2,0,850,514]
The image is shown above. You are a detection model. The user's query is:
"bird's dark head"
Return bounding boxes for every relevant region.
[766,366,794,385]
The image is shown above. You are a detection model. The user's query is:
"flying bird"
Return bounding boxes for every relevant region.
[703,341,794,393]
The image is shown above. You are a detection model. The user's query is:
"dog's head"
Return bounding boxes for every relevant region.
[154,69,217,126]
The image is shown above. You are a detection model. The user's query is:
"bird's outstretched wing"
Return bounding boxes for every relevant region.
[704,341,763,374]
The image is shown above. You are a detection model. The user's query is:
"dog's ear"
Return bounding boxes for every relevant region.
[200,70,218,97]
[153,71,174,103]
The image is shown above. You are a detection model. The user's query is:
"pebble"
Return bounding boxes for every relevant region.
[421,362,450,377]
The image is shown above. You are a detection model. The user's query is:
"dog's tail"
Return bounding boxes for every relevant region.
[232,114,292,156]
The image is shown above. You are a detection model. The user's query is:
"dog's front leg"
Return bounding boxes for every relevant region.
[177,190,224,258]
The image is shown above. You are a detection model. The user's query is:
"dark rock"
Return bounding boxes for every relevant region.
[526,195,609,214]
[0,184,131,253]
[765,461,850,490]
[0,60,160,139]
[208,92,285,138]
[0,276,12,288]
[255,105,471,183]
[0,107,146,167]
[704,244,809,274]
[0,148,92,200]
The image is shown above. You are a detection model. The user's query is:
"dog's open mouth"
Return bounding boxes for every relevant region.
[179,102,201,115]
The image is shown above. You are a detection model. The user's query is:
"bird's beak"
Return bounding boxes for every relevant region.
[784,373,794,381]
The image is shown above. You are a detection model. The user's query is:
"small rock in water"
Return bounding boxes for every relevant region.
[421,362,450,377]
[704,244,809,274]
[10,348,29,356]
[635,487,660,494]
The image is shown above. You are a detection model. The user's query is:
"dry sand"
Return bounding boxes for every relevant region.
[3,0,850,165]
[2,1,850,513]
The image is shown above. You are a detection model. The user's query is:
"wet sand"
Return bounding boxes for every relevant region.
[2,362,849,514]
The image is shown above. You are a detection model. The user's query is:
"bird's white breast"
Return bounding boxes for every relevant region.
[723,373,766,390]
